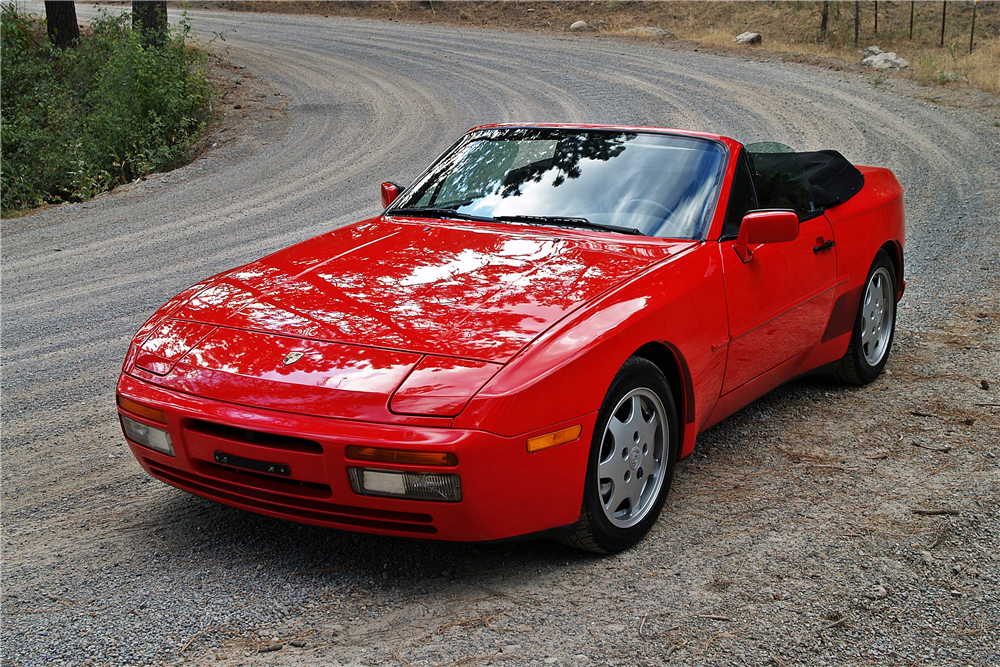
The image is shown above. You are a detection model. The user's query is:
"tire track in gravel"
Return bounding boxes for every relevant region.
[2,5,998,667]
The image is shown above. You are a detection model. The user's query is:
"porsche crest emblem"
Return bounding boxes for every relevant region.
[282,351,304,366]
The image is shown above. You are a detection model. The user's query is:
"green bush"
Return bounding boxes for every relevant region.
[1,7,211,214]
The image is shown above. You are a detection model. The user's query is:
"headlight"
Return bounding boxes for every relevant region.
[348,468,462,502]
[120,415,175,457]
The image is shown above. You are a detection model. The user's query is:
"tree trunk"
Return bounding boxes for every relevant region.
[132,1,167,48]
[45,1,80,49]
[854,1,860,47]
[820,1,830,39]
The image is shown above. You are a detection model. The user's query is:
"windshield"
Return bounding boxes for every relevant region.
[388,128,728,239]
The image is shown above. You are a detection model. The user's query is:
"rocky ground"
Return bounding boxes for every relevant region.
[2,4,998,666]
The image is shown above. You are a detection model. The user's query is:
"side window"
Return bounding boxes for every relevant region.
[721,152,757,239]
[745,144,816,218]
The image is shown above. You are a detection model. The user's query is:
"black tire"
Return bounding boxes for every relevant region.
[559,357,678,554]
[834,250,897,385]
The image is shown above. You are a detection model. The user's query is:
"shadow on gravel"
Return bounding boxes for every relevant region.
[131,488,592,588]
[120,375,856,592]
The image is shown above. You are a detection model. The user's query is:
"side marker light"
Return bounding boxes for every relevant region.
[527,425,583,453]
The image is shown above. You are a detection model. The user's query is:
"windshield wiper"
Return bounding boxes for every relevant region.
[388,208,493,222]
[389,209,643,236]
[493,215,643,236]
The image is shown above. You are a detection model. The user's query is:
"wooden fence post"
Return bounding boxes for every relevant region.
[970,0,977,53]
[940,1,947,47]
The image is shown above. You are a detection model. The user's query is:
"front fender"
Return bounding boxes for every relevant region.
[454,243,729,454]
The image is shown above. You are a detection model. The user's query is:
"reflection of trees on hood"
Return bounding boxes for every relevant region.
[500,131,635,198]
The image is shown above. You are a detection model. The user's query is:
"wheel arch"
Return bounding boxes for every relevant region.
[880,240,904,301]
[631,341,697,458]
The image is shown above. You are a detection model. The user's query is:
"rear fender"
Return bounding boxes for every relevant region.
[819,166,905,345]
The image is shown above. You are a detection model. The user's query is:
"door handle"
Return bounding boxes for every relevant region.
[813,239,835,253]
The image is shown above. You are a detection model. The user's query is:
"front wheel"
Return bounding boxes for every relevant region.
[560,357,678,554]
[834,250,897,385]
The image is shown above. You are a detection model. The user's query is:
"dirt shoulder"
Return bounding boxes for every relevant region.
[187,52,288,170]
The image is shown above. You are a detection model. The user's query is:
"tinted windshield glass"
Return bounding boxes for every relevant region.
[389,128,728,239]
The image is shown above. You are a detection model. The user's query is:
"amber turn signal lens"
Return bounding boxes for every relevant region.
[117,395,167,424]
[346,446,457,467]
[526,425,583,453]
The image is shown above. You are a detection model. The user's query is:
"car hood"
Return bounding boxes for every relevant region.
[168,217,689,363]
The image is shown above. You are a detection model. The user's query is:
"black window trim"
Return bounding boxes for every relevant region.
[719,148,758,242]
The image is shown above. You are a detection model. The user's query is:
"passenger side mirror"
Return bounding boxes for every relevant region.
[734,210,799,263]
[381,182,402,209]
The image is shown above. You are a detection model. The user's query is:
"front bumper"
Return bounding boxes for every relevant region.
[116,373,594,542]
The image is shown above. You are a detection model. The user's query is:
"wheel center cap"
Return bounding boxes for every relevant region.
[629,446,641,471]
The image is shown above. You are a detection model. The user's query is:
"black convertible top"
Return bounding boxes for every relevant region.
[797,150,865,209]
[747,144,865,220]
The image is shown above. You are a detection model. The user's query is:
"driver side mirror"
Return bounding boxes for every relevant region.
[381,182,402,209]
[734,210,799,263]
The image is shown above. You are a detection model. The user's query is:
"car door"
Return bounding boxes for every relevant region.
[720,214,839,393]
[717,150,840,394]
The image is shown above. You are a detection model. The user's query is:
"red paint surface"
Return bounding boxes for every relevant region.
[170,219,664,363]
[391,357,502,417]
[118,126,905,543]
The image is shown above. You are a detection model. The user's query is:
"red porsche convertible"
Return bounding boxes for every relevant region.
[117,124,904,553]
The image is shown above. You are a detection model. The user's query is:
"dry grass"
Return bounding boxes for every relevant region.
[966,37,1000,92]
[911,37,1000,92]
[185,1,1000,95]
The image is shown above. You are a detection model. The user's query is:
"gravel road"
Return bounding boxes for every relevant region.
[2,5,999,666]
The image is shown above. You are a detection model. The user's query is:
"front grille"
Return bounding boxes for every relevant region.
[193,458,332,499]
[144,458,437,535]
[186,419,323,454]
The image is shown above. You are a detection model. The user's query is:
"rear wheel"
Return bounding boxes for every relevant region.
[835,250,897,385]
[560,357,678,553]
